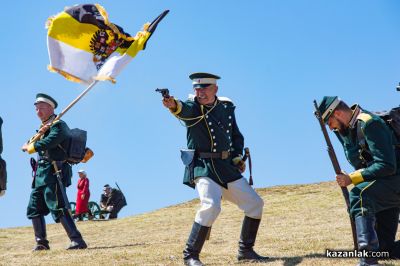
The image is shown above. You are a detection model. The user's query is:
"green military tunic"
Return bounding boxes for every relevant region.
[26,116,72,221]
[335,105,400,218]
[173,96,244,188]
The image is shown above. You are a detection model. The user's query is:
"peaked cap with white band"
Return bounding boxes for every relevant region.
[34,93,58,109]
[317,96,341,123]
[189,72,220,88]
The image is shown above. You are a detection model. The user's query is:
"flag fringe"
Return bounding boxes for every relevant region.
[95,3,134,42]
[94,75,116,84]
[45,16,55,29]
[95,4,151,42]
[47,65,85,83]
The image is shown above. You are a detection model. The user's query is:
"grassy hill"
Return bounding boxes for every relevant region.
[0,181,399,265]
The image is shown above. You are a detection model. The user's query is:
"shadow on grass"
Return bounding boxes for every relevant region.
[234,253,324,266]
[256,253,325,266]
[253,253,397,266]
[87,243,148,250]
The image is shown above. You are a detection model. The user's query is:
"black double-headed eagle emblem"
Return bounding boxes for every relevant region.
[90,30,120,70]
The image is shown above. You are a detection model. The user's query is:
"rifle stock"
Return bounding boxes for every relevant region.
[313,100,357,250]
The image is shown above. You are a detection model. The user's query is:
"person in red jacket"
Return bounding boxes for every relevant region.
[74,170,90,221]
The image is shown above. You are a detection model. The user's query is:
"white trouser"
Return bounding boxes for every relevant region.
[194,177,264,227]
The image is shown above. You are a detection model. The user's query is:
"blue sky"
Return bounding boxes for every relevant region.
[1,0,400,228]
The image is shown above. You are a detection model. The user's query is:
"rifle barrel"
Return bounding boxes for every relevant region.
[313,100,357,249]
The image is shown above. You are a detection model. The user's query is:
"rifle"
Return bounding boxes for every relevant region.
[115,182,127,206]
[115,182,123,193]
[155,88,170,98]
[313,100,357,250]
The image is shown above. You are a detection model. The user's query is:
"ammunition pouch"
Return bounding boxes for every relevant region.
[180,149,196,184]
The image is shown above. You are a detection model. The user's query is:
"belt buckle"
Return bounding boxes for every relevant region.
[221,151,229,160]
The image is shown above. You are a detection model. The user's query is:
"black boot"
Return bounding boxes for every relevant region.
[183,222,210,266]
[376,207,400,259]
[390,241,400,259]
[59,212,87,250]
[237,216,269,261]
[355,215,380,266]
[32,216,50,251]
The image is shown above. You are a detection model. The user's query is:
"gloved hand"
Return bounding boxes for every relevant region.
[232,156,246,173]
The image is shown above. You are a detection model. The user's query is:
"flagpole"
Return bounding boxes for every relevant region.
[55,80,99,121]
[27,80,99,145]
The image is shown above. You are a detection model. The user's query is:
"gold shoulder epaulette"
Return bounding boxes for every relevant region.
[357,113,372,123]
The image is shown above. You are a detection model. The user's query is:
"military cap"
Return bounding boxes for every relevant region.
[34,93,58,109]
[189,72,220,88]
[317,96,341,123]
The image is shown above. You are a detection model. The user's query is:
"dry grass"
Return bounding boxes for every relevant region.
[0,181,399,265]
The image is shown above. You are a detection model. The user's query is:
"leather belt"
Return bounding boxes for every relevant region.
[198,150,230,160]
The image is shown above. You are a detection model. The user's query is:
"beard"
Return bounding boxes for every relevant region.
[335,119,349,136]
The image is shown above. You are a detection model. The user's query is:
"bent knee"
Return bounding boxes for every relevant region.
[195,201,221,226]
[202,202,222,217]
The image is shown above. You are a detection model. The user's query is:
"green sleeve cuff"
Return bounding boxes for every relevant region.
[27,143,36,154]
[171,99,182,115]
[349,170,364,185]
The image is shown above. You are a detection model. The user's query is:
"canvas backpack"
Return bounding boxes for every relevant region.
[357,107,400,164]
[59,128,88,164]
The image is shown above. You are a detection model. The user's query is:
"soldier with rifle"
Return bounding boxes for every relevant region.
[100,183,127,219]
[316,96,400,266]
[161,72,267,266]
[21,93,87,251]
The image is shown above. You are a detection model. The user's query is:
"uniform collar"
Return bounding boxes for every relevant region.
[195,96,218,108]
[41,114,56,126]
[204,97,218,108]
[349,104,361,129]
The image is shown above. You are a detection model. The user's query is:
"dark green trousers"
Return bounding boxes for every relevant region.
[27,182,68,222]
[349,177,400,218]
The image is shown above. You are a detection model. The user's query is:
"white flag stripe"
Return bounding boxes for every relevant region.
[96,51,132,81]
[48,37,97,84]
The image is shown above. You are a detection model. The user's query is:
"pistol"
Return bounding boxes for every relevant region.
[155,88,170,98]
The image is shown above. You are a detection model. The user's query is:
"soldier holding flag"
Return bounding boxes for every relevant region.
[162,73,268,265]
[22,93,87,251]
